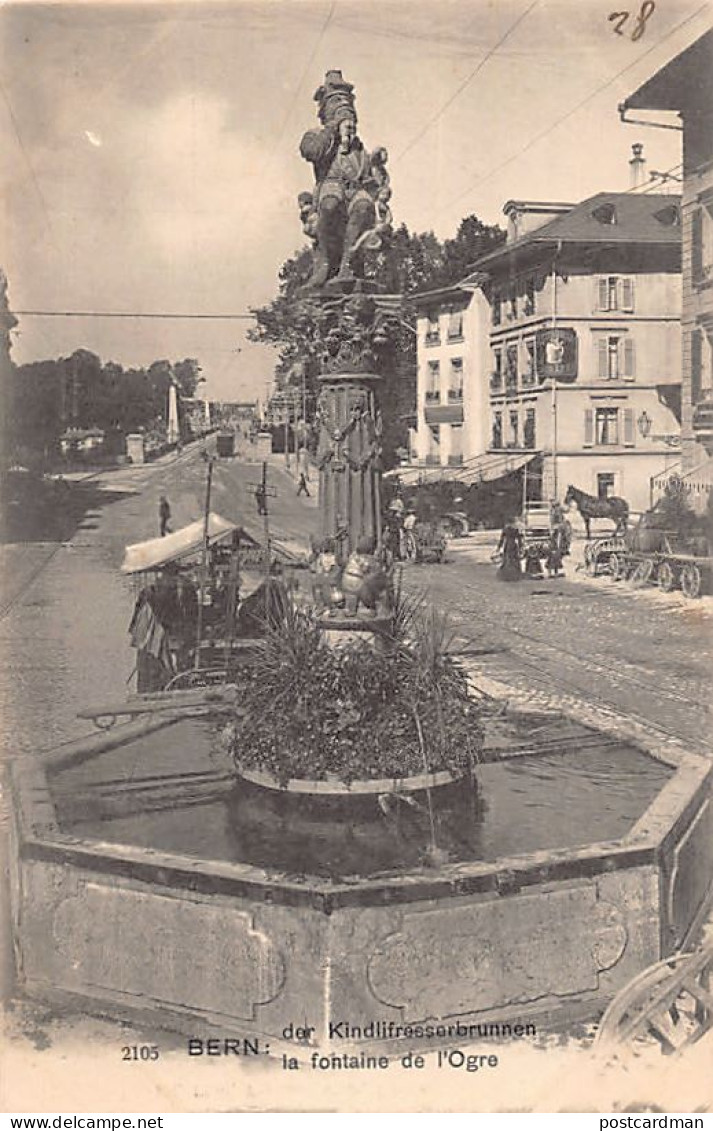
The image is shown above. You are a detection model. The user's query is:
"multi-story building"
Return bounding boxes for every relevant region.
[411,281,486,468]
[466,191,682,511]
[622,29,713,499]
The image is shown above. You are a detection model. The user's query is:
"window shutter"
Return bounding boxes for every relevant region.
[621,277,635,312]
[691,329,703,404]
[623,338,636,380]
[692,209,704,281]
[584,408,594,445]
[597,338,608,379]
[597,278,608,311]
[623,407,635,445]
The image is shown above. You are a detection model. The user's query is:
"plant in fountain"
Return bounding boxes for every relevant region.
[226,594,484,786]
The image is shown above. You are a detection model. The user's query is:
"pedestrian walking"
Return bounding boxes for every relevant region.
[158,494,172,537]
[495,519,523,582]
[254,485,267,515]
[296,471,310,497]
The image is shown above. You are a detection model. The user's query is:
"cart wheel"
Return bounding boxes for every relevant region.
[657,560,676,594]
[584,547,598,576]
[93,714,118,730]
[609,553,623,581]
[680,562,702,600]
[630,560,653,588]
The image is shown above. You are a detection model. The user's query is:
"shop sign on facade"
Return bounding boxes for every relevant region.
[536,327,578,382]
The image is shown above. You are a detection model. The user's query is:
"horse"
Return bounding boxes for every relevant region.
[563,484,629,540]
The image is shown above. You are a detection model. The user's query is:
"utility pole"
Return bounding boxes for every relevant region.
[247,461,278,585]
[550,253,559,503]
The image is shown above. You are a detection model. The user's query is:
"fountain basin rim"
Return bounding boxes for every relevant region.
[234,762,462,795]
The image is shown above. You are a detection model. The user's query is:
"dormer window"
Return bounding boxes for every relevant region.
[592,202,617,225]
[654,203,681,227]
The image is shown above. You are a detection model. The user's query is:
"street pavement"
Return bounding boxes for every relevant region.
[0,442,710,760]
[410,536,713,757]
[1,444,712,1104]
[0,440,319,759]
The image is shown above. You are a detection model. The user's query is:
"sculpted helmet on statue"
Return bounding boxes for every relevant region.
[298,70,392,291]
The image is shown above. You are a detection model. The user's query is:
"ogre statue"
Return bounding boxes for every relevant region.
[299,70,392,291]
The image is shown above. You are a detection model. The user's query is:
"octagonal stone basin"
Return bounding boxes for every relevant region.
[7,709,713,1047]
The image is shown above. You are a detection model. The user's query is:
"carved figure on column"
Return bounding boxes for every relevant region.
[299,70,392,291]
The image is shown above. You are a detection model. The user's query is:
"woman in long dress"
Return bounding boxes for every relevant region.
[496,520,523,582]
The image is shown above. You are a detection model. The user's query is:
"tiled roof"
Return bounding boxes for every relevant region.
[624,29,713,113]
[467,192,682,274]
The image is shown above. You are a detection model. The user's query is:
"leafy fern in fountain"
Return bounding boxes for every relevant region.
[226,593,484,785]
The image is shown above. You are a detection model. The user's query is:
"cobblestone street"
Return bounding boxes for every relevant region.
[405,541,712,758]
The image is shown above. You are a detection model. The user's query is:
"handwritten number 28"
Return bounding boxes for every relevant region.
[609,1,655,41]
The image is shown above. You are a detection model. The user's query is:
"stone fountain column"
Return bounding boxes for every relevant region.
[316,369,382,564]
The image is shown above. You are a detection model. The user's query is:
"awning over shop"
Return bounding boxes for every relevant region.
[121,514,249,573]
[122,515,309,575]
[385,452,537,488]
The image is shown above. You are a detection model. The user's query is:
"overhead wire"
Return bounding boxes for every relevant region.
[12,310,257,320]
[440,3,710,217]
[258,0,337,181]
[394,0,540,165]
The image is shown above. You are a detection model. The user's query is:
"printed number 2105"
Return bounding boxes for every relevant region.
[609,1,655,41]
[122,1045,160,1061]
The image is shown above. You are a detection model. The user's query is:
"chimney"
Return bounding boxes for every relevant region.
[629,143,646,189]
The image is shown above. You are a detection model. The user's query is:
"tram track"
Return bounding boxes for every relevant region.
[446,578,712,718]
[399,573,711,750]
[0,543,64,622]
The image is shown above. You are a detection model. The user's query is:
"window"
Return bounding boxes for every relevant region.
[592,202,617,225]
[692,203,713,285]
[654,203,681,227]
[524,279,536,317]
[691,327,713,405]
[426,313,440,345]
[595,276,635,313]
[449,358,464,401]
[449,424,463,465]
[426,360,440,402]
[426,423,441,465]
[585,406,635,447]
[447,309,464,341]
[595,407,619,446]
[596,335,636,381]
[491,349,503,390]
[492,293,502,326]
[509,410,519,448]
[523,338,536,385]
[505,344,518,390]
[508,292,518,321]
[597,472,616,500]
[492,412,503,449]
[523,408,536,449]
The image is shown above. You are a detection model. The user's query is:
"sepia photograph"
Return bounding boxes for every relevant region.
[1,0,712,1117]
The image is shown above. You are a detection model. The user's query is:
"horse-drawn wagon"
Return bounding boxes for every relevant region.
[608,522,712,598]
[403,520,447,564]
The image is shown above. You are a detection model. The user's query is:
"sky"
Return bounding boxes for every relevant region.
[1,0,711,403]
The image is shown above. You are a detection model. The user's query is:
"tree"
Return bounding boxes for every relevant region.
[173,358,203,399]
[249,214,505,465]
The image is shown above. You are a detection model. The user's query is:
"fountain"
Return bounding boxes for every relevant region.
[6,72,713,1051]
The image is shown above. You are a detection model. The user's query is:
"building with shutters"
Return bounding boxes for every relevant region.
[465,191,682,512]
[622,29,713,502]
[411,281,487,468]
